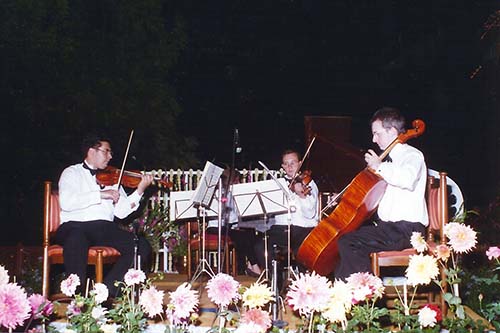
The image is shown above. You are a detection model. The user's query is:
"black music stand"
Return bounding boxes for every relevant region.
[190,162,224,283]
[170,162,223,283]
[256,161,296,329]
[257,161,298,281]
[231,179,288,281]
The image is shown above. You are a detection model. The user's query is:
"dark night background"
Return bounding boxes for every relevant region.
[1,0,498,246]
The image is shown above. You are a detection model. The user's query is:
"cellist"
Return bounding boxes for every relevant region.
[334,107,428,279]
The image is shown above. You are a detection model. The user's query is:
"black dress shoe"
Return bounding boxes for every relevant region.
[102,297,116,310]
[245,267,260,278]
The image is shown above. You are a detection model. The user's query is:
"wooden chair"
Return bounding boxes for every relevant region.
[370,171,450,313]
[42,181,121,299]
[186,220,238,279]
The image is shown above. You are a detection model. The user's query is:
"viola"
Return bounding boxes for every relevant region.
[290,170,313,196]
[96,166,173,189]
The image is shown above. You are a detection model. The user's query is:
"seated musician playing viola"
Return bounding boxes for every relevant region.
[55,133,153,296]
[255,149,319,274]
[334,107,428,279]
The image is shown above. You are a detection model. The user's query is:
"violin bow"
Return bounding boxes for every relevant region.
[116,129,135,189]
[298,136,316,171]
[289,136,316,188]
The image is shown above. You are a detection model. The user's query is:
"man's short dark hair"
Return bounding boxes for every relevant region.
[371,107,406,134]
[81,133,110,157]
[281,149,302,160]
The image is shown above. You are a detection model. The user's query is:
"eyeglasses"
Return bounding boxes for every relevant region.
[94,147,113,156]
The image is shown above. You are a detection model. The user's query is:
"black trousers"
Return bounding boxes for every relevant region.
[55,220,151,297]
[206,226,263,274]
[254,224,313,271]
[334,220,426,280]
[228,227,263,270]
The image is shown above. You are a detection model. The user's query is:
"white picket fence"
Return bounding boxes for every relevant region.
[147,167,285,273]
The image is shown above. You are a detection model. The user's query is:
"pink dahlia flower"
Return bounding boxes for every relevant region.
[346,272,384,304]
[0,283,31,330]
[167,282,199,324]
[60,274,80,297]
[206,273,241,308]
[139,286,165,318]
[486,246,500,260]
[434,244,451,261]
[0,265,9,286]
[234,322,267,333]
[28,293,53,319]
[286,271,332,315]
[239,308,272,332]
[124,268,146,286]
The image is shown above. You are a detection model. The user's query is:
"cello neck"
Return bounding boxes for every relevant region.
[379,119,426,160]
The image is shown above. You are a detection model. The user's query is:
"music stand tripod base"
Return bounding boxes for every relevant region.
[271,259,288,329]
[190,206,216,284]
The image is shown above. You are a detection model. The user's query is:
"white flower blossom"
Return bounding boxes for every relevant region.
[418,306,438,327]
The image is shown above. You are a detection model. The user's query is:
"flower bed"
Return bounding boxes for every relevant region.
[1,222,498,332]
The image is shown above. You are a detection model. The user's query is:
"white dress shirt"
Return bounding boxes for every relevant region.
[59,163,143,224]
[374,143,428,226]
[274,178,319,228]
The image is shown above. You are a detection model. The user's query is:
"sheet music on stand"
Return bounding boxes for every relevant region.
[191,161,224,209]
[231,179,289,221]
[169,190,219,222]
[168,161,224,221]
[176,161,224,283]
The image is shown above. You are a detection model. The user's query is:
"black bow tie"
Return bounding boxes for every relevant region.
[82,162,98,176]
[384,155,393,163]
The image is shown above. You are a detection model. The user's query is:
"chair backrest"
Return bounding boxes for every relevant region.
[426,172,449,245]
[428,169,464,219]
[43,181,61,247]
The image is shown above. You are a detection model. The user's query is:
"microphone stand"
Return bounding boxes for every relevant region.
[132,221,141,302]
[271,246,287,329]
[222,128,240,274]
[133,221,140,270]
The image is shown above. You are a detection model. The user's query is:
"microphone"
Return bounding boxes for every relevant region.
[234,128,242,154]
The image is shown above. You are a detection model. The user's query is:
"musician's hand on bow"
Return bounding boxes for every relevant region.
[137,174,154,195]
[101,189,120,204]
[365,149,382,170]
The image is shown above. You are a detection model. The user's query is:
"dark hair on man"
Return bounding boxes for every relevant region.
[371,107,406,134]
[281,149,302,160]
[81,133,111,157]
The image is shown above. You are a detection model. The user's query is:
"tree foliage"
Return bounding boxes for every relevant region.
[1,0,196,244]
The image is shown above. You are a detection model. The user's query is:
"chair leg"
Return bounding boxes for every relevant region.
[96,250,103,283]
[224,243,230,275]
[370,253,380,276]
[187,248,192,279]
[231,248,237,277]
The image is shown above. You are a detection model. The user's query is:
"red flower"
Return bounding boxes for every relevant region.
[421,303,442,322]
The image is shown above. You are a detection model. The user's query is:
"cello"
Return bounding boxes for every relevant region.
[296,119,426,276]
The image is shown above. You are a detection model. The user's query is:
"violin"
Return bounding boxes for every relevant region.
[290,170,313,196]
[96,166,173,189]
